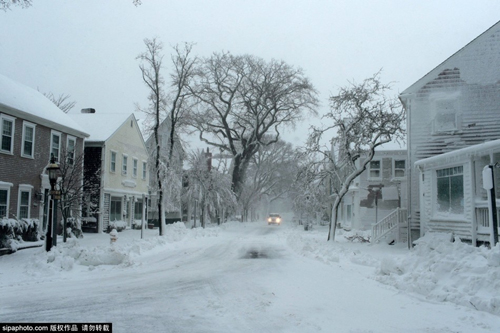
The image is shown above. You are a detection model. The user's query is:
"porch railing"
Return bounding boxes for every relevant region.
[371,208,407,243]
[475,206,500,231]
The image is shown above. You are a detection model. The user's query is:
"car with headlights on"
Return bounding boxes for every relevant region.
[267,213,282,225]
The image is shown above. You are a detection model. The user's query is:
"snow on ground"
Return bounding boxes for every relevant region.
[1,221,500,332]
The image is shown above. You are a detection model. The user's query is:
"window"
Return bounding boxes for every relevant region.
[1,114,15,154]
[0,188,9,218]
[21,122,35,158]
[18,186,32,219]
[66,136,76,165]
[142,162,147,180]
[436,166,464,214]
[50,131,61,162]
[369,160,381,178]
[110,197,122,221]
[432,99,459,134]
[394,160,406,178]
[134,201,143,220]
[133,159,138,178]
[110,151,116,173]
[122,155,128,175]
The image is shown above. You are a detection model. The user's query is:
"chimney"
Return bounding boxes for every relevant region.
[81,108,96,114]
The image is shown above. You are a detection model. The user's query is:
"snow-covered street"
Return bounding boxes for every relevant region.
[1,221,499,333]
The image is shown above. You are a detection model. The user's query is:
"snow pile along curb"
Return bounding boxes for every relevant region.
[375,233,500,316]
[24,222,222,275]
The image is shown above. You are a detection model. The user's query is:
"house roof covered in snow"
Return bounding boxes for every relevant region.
[0,73,89,138]
[69,112,135,143]
[400,20,500,97]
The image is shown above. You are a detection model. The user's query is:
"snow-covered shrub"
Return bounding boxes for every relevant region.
[0,218,40,250]
[132,220,144,230]
[65,217,83,239]
[108,220,127,232]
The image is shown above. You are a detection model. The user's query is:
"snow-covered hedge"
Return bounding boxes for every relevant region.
[108,220,127,232]
[0,218,40,251]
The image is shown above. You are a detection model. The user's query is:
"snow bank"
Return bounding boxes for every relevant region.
[375,233,500,316]
[23,222,221,275]
[286,227,500,317]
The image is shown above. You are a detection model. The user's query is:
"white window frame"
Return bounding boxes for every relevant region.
[0,182,13,218]
[110,151,117,173]
[393,159,406,179]
[122,154,128,175]
[368,160,382,179]
[21,121,36,158]
[133,158,138,178]
[142,161,147,180]
[1,114,16,154]
[66,135,76,165]
[17,184,33,219]
[50,130,62,162]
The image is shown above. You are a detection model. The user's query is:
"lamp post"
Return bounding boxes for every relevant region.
[45,156,60,252]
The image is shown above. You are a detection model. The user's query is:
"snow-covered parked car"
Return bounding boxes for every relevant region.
[267,213,282,225]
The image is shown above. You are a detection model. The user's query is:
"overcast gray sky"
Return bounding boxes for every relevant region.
[1,0,499,147]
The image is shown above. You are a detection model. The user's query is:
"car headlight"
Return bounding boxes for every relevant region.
[277,218,281,222]
[268,218,271,222]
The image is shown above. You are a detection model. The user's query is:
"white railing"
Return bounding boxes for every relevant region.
[371,208,407,243]
[475,206,500,232]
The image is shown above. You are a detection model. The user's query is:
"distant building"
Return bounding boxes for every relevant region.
[338,149,407,235]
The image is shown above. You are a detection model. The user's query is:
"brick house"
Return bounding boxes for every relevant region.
[0,73,89,236]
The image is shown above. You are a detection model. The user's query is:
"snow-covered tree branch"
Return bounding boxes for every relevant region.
[305,71,405,241]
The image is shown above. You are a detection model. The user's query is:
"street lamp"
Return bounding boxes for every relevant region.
[45,156,60,252]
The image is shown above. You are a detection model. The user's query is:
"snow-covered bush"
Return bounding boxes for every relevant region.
[65,217,83,239]
[108,220,127,232]
[132,220,144,230]
[0,218,40,250]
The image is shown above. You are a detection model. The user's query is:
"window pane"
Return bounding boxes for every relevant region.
[19,191,29,219]
[0,189,7,217]
[370,161,380,169]
[23,140,32,156]
[1,120,12,151]
[437,177,450,212]
[52,134,60,160]
[395,160,405,169]
[450,175,464,214]
[110,199,122,221]
[134,202,143,220]
[20,191,29,205]
[111,152,116,172]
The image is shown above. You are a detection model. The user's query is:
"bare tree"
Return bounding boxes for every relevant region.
[184,149,236,228]
[239,139,297,221]
[305,72,405,241]
[137,38,196,235]
[43,91,76,113]
[1,0,31,11]
[56,149,100,242]
[189,52,318,201]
